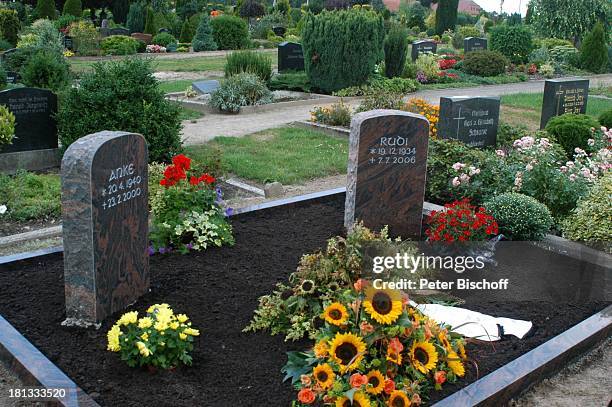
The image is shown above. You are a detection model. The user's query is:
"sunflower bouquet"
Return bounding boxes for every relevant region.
[283,283,467,406]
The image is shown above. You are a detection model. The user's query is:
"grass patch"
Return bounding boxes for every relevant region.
[501,92,612,118]
[159,79,207,94]
[589,85,612,98]
[178,105,204,121]
[0,171,61,222]
[186,127,348,184]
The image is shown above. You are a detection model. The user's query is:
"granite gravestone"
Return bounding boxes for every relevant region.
[272,26,286,37]
[109,27,130,36]
[411,40,437,61]
[464,37,487,53]
[438,96,500,147]
[5,71,20,84]
[64,35,74,51]
[540,78,589,129]
[61,131,149,325]
[192,80,220,94]
[0,88,57,153]
[278,42,304,72]
[345,110,429,239]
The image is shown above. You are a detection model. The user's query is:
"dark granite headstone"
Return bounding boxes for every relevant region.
[109,27,130,36]
[0,88,57,154]
[463,37,487,53]
[5,71,20,84]
[278,41,304,72]
[158,27,169,33]
[61,131,149,325]
[101,19,109,28]
[64,35,74,51]
[99,27,110,37]
[192,80,220,94]
[1,48,17,62]
[345,110,429,239]
[411,40,437,61]
[540,78,589,129]
[272,26,286,37]
[438,96,500,147]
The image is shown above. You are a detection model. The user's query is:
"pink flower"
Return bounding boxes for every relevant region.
[588,139,595,146]
[495,149,505,157]
[569,174,577,181]
[452,162,465,171]
[452,177,461,187]
[525,163,533,171]
[459,173,470,183]
[560,166,568,172]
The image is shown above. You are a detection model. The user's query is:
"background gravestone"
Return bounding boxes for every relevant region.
[278,42,304,72]
[438,96,500,147]
[411,40,437,61]
[272,26,286,37]
[61,131,149,325]
[345,110,429,239]
[464,37,487,53]
[192,80,220,94]
[64,35,74,51]
[540,78,589,129]
[109,27,130,36]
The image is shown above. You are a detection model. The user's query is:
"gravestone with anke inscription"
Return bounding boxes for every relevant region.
[345,110,429,239]
[61,131,149,326]
[438,96,500,147]
[411,40,437,61]
[540,78,589,129]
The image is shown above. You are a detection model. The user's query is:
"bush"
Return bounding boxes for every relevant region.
[0,104,15,147]
[144,7,156,34]
[580,22,607,74]
[0,171,60,222]
[310,100,352,126]
[179,19,194,43]
[224,50,272,81]
[268,71,310,92]
[0,9,20,46]
[384,24,408,78]
[538,37,573,50]
[239,0,265,19]
[496,122,530,147]
[251,12,287,39]
[113,0,130,25]
[57,58,182,163]
[484,193,552,240]
[599,109,612,128]
[209,72,272,113]
[152,32,177,47]
[192,14,217,51]
[528,46,549,66]
[414,52,440,81]
[126,2,145,33]
[549,45,579,68]
[545,114,600,157]
[452,25,479,49]
[355,92,404,112]
[301,9,384,93]
[462,50,507,76]
[20,50,70,91]
[402,2,426,31]
[62,0,82,17]
[36,0,56,20]
[100,35,139,55]
[562,172,612,245]
[435,0,459,35]
[54,14,79,30]
[69,21,99,56]
[210,15,248,50]
[334,76,418,96]
[489,24,533,64]
[0,63,6,89]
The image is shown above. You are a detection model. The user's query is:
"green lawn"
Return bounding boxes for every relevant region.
[186,127,348,184]
[0,171,61,222]
[159,79,208,94]
[501,92,612,118]
[178,105,204,121]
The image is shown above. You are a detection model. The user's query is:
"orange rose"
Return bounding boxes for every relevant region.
[349,373,368,388]
[384,379,395,394]
[353,279,369,291]
[297,388,316,404]
[359,321,374,334]
[434,371,447,384]
[300,375,312,386]
[412,393,422,405]
[388,337,404,353]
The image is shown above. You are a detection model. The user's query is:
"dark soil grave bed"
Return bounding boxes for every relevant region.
[0,193,609,407]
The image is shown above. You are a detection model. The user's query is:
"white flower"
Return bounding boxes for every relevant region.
[525,163,533,171]
[575,147,585,154]
[0,205,6,214]
[569,174,577,182]
[495,149,505,157]
[459,173,470,183]
[580,168,591,177]
[451,177,461,187]
[560,166,568,173]
[587,139,595,146]
[566,161,575,168]
[452,162,465,171]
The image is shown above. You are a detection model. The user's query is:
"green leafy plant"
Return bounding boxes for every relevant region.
[69,20,99,56]
[489,24,533,64]
[152,32,177,47]
[0,105,15,147]
[484,193,553,240]
[178,19,194,43]
[531,0,608,42]
[62,0,82,17]
[268,71,311,92]
[355,91,404,112]
[224,50,272,81]
[435,0,459,35]
[310,100,352,126]
[192,14,217,51]
[210,14,249,50]
[0,9,20,46]
[100,35,139,55]
[112,0,130,25]
[126,2,145,33]
[545,113,600,157]
[384,24,408,78]
[144,6,156,34]
[549,45,579,69]
[36,0,56,20]
[415,52,440,81]
[580,22,608,74]
[334,76,418,97]
[599,109,612,128]
[0,171,60,221]
[452,25,479,49]
[462,50,508,77]
[20,49,70,91]
[209,72,272,113]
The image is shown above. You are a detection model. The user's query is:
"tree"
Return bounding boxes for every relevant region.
[63,0,82,16]
[384,24,408,78]
[403,2,426,30]
[192,15,217,51]
[275,0,291,15]
[531,0,608,44]
[127,2,145,33]
[239,0,265,20]
[524,1,533,24]
[179,19,194,43]
[144,7,156,35]
[112,0,129,25]
[36,0,57,19]
[580,22,608,73]
[0,9,21,46]
[434,0,458,35]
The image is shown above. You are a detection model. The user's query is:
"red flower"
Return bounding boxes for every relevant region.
[297,388,315,404]
[172,154,191,171]
[434,370,447,384]
[383,379,395,394]
[198,174,216,184]
[189,176,200,186]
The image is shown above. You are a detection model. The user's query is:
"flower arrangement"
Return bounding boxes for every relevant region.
[310,101,352,127]
[184,85,197,98]
[438,58,457,70]
[149,154,234,253]
[146,44,167,53]
[63,50,74,57]
[425,198,498,242]
[210,9,222,17]
[0,105,16,147]
[284,283,468,406]
[107,304,200,369]
[404,98,439,138]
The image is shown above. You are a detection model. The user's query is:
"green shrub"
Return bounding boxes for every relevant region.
[112,0,130,25]
[239,0,265,19]
[210,15,248,50]
[0,62,7,89]
[355,91,404,112]
[224,50,272,81]
[209,72,272,113]
[310,100,352,126]
[36,0,56,20]
[0,171,61,222]
[144,7,156,34]
[152,32,177,47]
[401,62,417,79]
[528,46,549,66]
[549,45,579,67]
[54,14,79,30]
[251,12,287,39]
[434,0,458,35]
[384,24,408,78]
[100,35,139,55]
[496,122,530,147]
[462,50,507,76]
[402,2,426,31]
[5,2,26,22]
[489,24,533,64]
[178,19,194,43]
[126,2,145,33]
[334,76,418,96]
[452,25,479,49]
[62,0,82,17]
[20,50,70,91]
[192,14,217,51]
[538,37,573,50]
[0,104,15,147]
[69,20,99,56]
[301,9,384,93]
[580,22,607,74]
[545,114,600,157]
[0,9,20,46]
[598,109,612,128]
[268,71,310,92]
[57,58,182,163]
[561,172,612,245]
[484,193,553,240]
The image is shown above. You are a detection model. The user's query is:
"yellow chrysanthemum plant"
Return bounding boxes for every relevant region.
[282,283,469,406]
[107,304,200,369]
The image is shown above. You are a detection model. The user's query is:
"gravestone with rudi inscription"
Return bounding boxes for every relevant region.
[464,37,487,53]
[345,110,429,239]
[61,131,149,325]
[540,78,589,129]
[411,40,437,61]
[278,42,304,72]
[438,96,500,147]
[192,80,220,94]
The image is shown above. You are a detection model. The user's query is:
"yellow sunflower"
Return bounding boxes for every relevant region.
[363,287,403,325]
[313,363,335,389]
[409,341,438,374]
[438,330,451,350]
[386,346,402,365]
[366,370,385,395]
[323,302,349,326]
[457,340,467,360]
[335,392,371,407]
[387,390,411,407]
[329,332,366,372]
[447,350,465,377]
[314,340,329,358]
